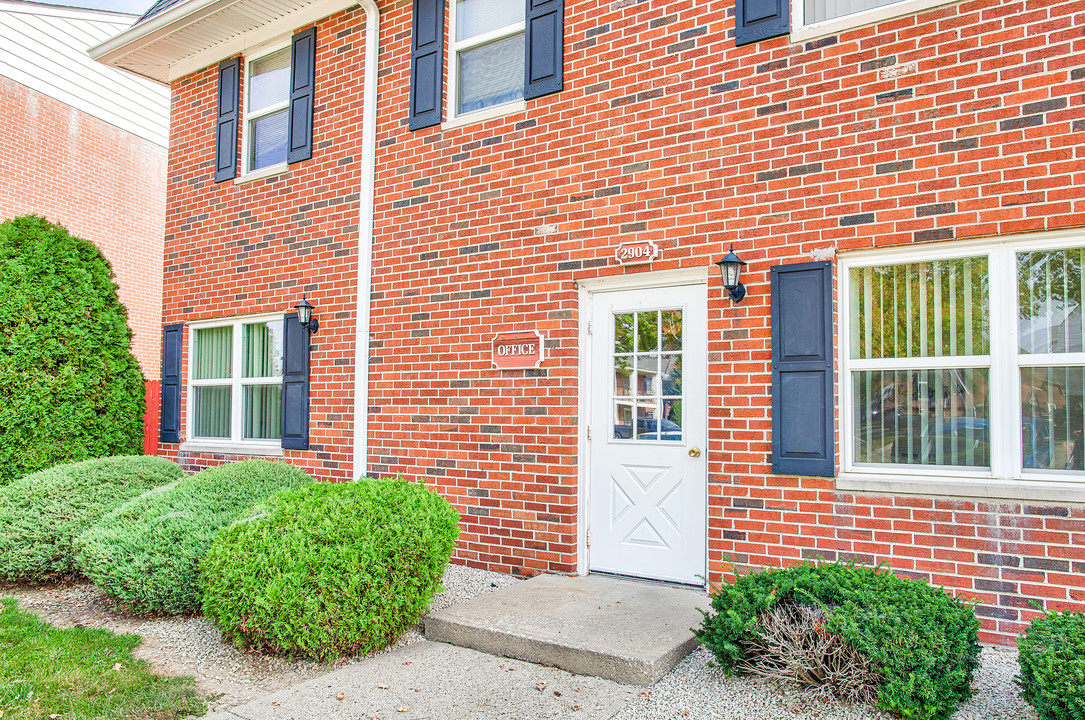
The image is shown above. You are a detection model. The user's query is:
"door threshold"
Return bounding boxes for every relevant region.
[588,569,706,592]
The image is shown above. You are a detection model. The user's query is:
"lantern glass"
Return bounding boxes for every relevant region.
[721,261,740,289]
[295,297,313,326]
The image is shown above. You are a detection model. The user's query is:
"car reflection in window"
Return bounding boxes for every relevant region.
[613,418,682,441]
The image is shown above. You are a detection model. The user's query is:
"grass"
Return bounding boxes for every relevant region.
[0,597,205,719]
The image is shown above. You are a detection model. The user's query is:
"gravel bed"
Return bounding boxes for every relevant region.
[4,563,521,714]
[6,566,1038,720]
[611,643,1036,720]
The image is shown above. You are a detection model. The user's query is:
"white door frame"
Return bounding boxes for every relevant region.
[575,266,711,577]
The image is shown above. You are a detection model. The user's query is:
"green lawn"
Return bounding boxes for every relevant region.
[0,597,205,719]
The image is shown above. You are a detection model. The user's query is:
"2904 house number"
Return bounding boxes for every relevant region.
[614,240,660,265]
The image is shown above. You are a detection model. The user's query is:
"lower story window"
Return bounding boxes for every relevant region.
[190,316,283,444]
[843,234,1085,484]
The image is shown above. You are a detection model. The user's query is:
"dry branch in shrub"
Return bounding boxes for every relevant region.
[737,601,880,704]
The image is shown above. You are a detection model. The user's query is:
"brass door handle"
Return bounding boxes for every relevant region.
[688,447,701,458]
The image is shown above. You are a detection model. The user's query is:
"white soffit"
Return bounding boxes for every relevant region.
[0,1,170,145]
[89,0,359,84]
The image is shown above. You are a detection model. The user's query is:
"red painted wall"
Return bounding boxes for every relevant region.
[160,0,1085,642]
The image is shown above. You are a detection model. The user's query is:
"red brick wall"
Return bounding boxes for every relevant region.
[158,7,369,480]
[160,0,1085,642]
[365,0,1085,643]
[0,75,166,380]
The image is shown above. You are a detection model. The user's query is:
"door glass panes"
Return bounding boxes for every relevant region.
[1017,247,1085,474]
[613,309,683,442]
[852,369,990,467]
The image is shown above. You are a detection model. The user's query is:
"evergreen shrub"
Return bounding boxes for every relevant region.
[1017,610,1085,720]
[696,562,981,720]
[0,215,145,485]
[75,459,311,614]
[0,456,183,581]
[201,478,460,660]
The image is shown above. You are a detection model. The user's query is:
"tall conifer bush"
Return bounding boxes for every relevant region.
[0,215,145,484]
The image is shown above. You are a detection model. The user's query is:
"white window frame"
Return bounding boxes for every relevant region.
[790,0,960,43]
[240,39,290,179]
[446,0,527,125]
[838,228,1085,503]
[183,312,284,455]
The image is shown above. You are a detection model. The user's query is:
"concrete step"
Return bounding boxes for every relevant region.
[424,573,710,686]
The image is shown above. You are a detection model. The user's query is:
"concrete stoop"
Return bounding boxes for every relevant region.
[424,573,711,686]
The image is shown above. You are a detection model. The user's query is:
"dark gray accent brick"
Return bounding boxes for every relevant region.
[916,202,955,217]
[788,162,822,177]
[978,553,1021,567]
[757,168,787,182]
[1000,115,1043,131]
[757,102,788,116]
[939,138,978,152]
[915,228,954,242]
[621,222,646,232]
[860,56,896,72]
[876,159,913,174]
[805,36,837,50]
[1023,97,1067,114]
[840,213,875,226]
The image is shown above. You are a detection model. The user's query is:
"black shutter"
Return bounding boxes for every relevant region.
[735,0,789,46]
[771,261,834,477]
[214,57,240,182]
[408,0,445,130]
[524,0,563,100]
[160,323,183,443]
[287,26,317,164]
[281,313,310,450]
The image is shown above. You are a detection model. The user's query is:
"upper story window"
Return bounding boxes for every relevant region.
[213,26,315,183]
[407,0,563,131]
[451,0,525,116]
[245,46,290,172]
[841,232,1085,496]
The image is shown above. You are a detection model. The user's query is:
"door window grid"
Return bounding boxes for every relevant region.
[612,309,683,442]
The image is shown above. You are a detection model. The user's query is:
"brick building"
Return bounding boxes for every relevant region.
[95,0,1085,642]
[1,1,170,450]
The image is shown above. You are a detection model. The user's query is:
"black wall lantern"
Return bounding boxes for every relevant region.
[715,245,747,303]
[294,296,319,334]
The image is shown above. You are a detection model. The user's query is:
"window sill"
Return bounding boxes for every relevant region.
[837,471,1085,504]
[234,163,288,184]
[441,100,526,132]
[789,0,960,43]
[179,441,284,457]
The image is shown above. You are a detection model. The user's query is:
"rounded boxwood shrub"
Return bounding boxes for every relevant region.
[696,562,981,720]
[75,459,312,615]
[200,477,460,661]
[0,215,145,485]
[0,456,184,582]
[1017,610,1085,720]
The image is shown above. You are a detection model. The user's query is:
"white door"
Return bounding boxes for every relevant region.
[588,283,707,585]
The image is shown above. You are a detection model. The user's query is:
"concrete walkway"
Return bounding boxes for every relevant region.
[426,574,710,685]
[204,641,637,720]
[204,574,709,719]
